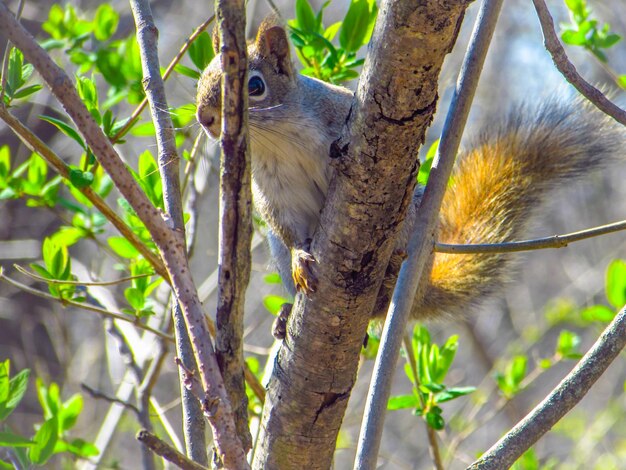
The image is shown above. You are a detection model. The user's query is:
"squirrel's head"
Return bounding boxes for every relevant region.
[196,18,297,139]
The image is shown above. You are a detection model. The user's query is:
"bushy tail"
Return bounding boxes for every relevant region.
[414,99,625,319]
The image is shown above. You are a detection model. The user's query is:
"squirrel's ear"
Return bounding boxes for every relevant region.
[255,22,294,77]
[211,26,220,55]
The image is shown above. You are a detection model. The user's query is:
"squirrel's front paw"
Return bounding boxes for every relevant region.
[272,303,292,340]
[292,247,318,294]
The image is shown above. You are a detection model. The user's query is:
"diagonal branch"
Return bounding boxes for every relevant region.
[354,0,504,467]
[468,304,626,469]
[0,4,246,467]
[531,0,626,126]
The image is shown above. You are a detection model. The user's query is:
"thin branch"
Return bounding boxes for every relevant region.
[467,304,626,469]
[128,0,210,465]
[81,383,141,417]
[0,268,173,341]
[354,1,505,468]
[110,15,215,143]
[136,430,209,470]
[214,0,253,453]
[436,218,626,254]
[0,105,169,280]
[14,264,153,286]
[531,0,626,126]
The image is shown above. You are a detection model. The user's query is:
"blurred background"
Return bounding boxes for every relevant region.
[1,0,626,468]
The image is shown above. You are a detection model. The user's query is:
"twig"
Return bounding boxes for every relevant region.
[531,0,626,126]
[436,218,626,254]
[136,429,209,470]
[214,0,253,453]
[0,106,168,280]
[14,264,153,286]
[81,383,142,417]
[0,267,173,341]
[467,305,626,469]
[128,0,210,465]
[353,1,505,468]
[110,15,215,143]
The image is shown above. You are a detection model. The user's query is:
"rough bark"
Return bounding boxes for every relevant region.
[252,1,471,468]
[214,0,253,454]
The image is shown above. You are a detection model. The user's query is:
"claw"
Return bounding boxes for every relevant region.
[292,247,318,294]
[272,303,292,340]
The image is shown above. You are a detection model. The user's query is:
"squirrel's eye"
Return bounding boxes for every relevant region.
[248,75,266,97]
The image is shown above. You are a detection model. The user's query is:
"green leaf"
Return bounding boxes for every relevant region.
[580,304,615,323]
[12,84,43,100]
[295,0,318,33]
[324,21,342,41]
[425,409,445,430]
[556,330,582,359]
[188,31,214,70]
[108,237,140,259]
[27,153,47,189]
[0,432,35,447]
[174,64,201,80]
[124,287,145,310]
[387,394,419,410]
[66,438,99,457]
[42,238,69,279]
[0,146,10,179]
[0,361,9,419]
[606,259,626,308]
[29,416,58,465]
[68,168,94,189]
[339,0,378,53]
[263,295,289,316]
[39,115,86,150]
[7,48,25,97]
[435,386,476,403]
[94,4,119,41]
[59,394,83,431]
[510,355,527,385]
[6,369,30,417]
[263,273,283,285]
[617,75,626,89]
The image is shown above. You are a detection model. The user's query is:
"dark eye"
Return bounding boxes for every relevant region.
[248,75,266,97]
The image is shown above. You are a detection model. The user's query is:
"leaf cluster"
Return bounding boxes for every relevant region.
[289,0,377,84]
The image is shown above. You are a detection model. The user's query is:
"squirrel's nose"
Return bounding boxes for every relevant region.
[196,106,220,138]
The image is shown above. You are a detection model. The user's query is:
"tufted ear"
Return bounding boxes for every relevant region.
[255,19,294,77]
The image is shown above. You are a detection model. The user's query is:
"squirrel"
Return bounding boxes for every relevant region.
[196,18,624,336]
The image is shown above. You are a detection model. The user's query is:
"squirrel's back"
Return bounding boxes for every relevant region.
[413,98,624,319]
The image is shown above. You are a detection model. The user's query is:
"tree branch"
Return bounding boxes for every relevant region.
[531,0,626,126]
[253,1,472,468]
[136,429,209,470]
[468,304,626,469]
[0,4,246,467]
[354,0,503,467]
[128,0,209,464]
[436,218,626,253]
[214,0,253,453]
